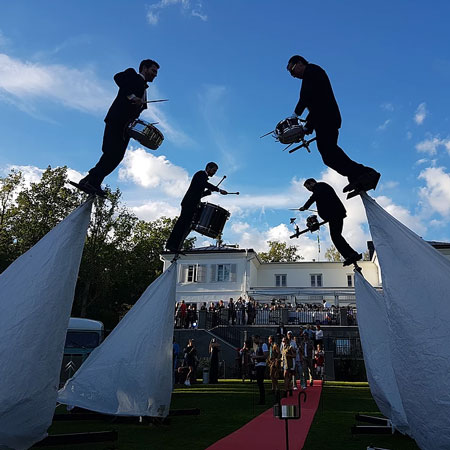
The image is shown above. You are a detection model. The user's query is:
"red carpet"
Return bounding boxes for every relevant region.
[206,381,322,450]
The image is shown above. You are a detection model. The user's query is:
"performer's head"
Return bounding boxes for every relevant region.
[139,59,160,82]
[205,162,218,177]
[304,178,317,191]
[287,55,308,79]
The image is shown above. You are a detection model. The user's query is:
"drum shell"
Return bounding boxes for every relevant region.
[274,117,304,145]
[192,203,230,239]
[127,119,164,150]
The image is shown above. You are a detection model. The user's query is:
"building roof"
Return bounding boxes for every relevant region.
[428,241,450,249]
[162,245,257,255]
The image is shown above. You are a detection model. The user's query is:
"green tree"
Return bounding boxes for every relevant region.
[0,170,23,271]
[8,166,82,256]
[259,240,303,262]
[325,245,343,262]
[0,166,198,327]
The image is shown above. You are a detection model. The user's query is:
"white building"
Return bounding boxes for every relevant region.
[161,241,450,306]
[161,245,380,306]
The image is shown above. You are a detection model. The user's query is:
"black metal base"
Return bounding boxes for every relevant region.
[32,430,118,447]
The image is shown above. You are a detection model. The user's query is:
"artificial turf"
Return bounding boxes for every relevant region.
[32,380,419,450]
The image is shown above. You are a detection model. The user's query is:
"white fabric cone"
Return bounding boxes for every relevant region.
[362,193,450,450]
[58,261,177,417]
[0,199,93,450]
[355,271,409,434]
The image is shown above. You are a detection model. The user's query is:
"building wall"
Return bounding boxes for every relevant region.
[167,252,248,303]
[255,261,379,288]
[161,249,381,305]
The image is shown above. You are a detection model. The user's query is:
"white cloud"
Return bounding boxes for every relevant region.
[419,166,450,217]
[146,0,207,25]
[374,195,426,235]
[380,180,399,190]
[130,201,179,222]
[415,135,450,155]
[377,119,391,131]
[414,102,427,125]
[0,53,112,114]
[118,147,190,197]
[380,102,394,112]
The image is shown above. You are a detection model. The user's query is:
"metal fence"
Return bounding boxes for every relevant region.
[204,307,358,328]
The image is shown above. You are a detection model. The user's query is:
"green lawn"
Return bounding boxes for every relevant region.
[32,380,419,450]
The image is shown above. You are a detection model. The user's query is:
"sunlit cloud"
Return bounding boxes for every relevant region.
[380,102,394,112]
[415,135,450,155]
[118,147,190,197]
[377,119,391,131]
[380,181,399,190]
[0,53,112,114]
[419,166,450,217]
[146,0,207,25]
[414,102,427,125]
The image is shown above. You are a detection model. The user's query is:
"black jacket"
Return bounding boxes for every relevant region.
[294,63,341,132]
[104,68,148,127]
[302,182,346,222]
[181,171,219,209]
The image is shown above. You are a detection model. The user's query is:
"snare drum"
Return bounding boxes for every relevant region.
[127,119,164,150]
[274,117,304,145]
[192,203,230,239]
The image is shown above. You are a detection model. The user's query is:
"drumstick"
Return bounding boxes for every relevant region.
[227,192,240,195]
[288,208,317,213]
[145,99,169,103]
[260,129,275,138]
[216,175,226,187]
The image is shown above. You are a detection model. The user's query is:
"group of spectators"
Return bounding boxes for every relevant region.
[175,297,357,328]
[238,327,324,405]
[174,300,198,329]
[173,337,221,387]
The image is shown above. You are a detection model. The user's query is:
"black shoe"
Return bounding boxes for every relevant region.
[343,253,362,267]
[78,179,106,198]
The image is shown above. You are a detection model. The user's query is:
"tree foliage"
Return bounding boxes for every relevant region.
[325,245,343,262]
[0,167,194,328]
[259,240,303,263]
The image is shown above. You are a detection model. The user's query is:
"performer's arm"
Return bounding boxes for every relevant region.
[300,194,315,211]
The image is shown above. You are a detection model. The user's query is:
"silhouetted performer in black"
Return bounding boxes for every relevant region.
[166,162,228,253]
[78,59,160,196]
[300,178,361,266]
[287,55,379,192]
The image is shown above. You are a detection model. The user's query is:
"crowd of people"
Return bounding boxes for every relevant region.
[238,328,324,405]
[175,297,357,328]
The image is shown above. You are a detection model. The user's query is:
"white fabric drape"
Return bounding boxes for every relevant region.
[362,193,450,450]
[58,262,177,417]
[0,200,93,450]
[354,271,409,434]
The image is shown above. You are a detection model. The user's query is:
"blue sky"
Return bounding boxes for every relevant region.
[1,0,450,259]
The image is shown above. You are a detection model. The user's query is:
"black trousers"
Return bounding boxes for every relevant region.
[86,123,130,188]
[255,366,266,404]
[166,205,197,251]
[315,128,367,182]
[329,217,357,260]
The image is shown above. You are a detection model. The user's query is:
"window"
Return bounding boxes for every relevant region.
[182,264,207,283]
[275,274,287,287]
[211,264,237,282]
[310,274,323,287]
[347,274,353,287]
